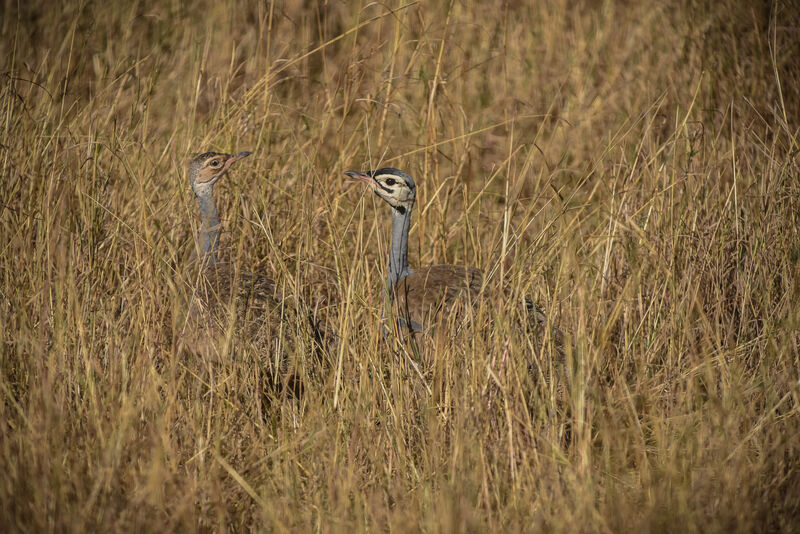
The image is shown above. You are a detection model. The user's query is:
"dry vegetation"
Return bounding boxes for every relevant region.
[2,0,800,531]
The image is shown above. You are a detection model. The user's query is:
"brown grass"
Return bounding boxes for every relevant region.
[1,0,799,531]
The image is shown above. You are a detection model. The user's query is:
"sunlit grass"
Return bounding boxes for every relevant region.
[1,0,798,531]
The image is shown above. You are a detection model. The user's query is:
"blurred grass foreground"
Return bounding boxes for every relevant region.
[1,0,799,531]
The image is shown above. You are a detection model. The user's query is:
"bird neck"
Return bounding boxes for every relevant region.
[196,189,220,266]
[387,204,413,289]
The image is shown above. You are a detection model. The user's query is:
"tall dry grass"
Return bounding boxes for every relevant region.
[1,0,799,531]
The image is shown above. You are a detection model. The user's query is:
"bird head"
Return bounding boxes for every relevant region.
[344,168,416,213]
[189,151,252,196]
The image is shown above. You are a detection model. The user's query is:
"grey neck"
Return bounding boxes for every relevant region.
[387,204,413,289]
[196,189,220,266]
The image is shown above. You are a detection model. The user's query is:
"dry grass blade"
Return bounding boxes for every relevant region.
[1,1,799,532]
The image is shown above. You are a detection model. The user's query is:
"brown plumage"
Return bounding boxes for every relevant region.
[392,264,484,332]
[187,264,285,354]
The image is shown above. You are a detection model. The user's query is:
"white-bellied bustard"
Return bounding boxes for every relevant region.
[345,167,557,343]
[183,151,330,393]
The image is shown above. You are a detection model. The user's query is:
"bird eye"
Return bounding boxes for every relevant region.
[210,160,221,168]
[385,178,396,186]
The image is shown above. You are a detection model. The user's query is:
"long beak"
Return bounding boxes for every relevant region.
[224,151,252,170]
[344,170,375,188]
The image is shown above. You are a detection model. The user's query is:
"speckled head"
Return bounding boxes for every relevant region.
[344,167,416,211]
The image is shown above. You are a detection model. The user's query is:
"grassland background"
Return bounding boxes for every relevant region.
[2,0,799,531]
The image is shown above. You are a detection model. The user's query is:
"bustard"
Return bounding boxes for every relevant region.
[190,151,252,268]
[345,167,548,336]
[184,151,328,383]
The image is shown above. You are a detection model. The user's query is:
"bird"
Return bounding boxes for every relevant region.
[189,151,253,269]
[344,167,547,337]
[183,151,329,389]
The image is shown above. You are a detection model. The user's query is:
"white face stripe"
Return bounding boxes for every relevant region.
[373,173,411,189]
[370,174,416,207]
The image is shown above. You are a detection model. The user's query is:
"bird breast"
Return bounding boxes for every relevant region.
[391,264,484,331]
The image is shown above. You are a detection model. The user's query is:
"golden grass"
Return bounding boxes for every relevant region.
[1,0,799,531]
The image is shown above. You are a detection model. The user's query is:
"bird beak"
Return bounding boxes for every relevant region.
[225,151,252,168]
[344,170,375,188]
[225,152,252,165]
